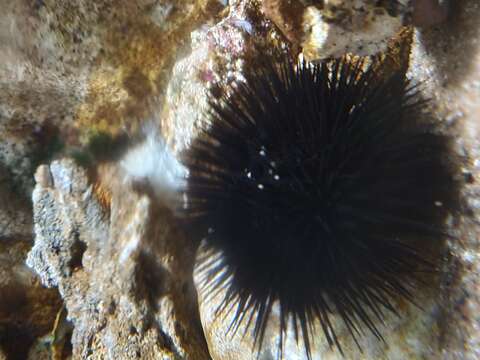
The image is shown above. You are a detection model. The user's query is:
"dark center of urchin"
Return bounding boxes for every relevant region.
[182,57,460,357]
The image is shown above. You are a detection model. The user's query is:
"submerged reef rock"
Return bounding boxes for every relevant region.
[0,235,62,360]
[27,159,210,359]
[408,2,480,358]
[263,0,410,60]
[262,0,451,60]
[0,0,478,359]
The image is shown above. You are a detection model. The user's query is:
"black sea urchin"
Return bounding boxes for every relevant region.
[182,57,459,358]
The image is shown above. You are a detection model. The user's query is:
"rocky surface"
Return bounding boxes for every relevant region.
[262,0,453,60]
[408,2,480,359]
[0,0,479,359]
[27,159,210,359]
[194,246,442,360]
[162,0,251,152]
[0,164,32,241]
[0,235,62,360]
[0,0,225,194]
[262,0,412,60]
[0,0,224,358]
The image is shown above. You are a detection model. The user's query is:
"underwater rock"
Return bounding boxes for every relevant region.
[27,159,210,359]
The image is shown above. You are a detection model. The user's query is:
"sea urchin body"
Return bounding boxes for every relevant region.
[182,57,459,358]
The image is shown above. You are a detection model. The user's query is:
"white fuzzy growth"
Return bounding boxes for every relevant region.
[121,130,188,207]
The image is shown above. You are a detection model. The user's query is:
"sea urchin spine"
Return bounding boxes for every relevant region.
[182,56,459,358]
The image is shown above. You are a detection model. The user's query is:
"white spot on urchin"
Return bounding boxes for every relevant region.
[121,125,188,209]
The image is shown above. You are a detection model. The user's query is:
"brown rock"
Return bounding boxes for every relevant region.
[0,237,62,360]
[261,0,411,60]
[412,0,450,27]
[27,159,210,359]
[408,1,480,357]
[262,0,305,47]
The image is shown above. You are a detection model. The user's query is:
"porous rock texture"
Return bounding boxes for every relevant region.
[262,0,412,60]
[26,159,210,359]
[0,0,479,360]
[0,233,62,360]
[0,0,224,358]
[408,2,480,359]
[262,0,452,60]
